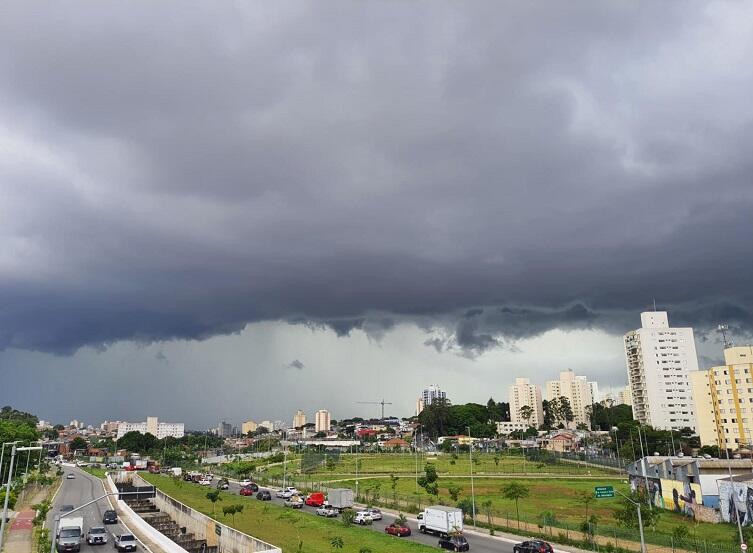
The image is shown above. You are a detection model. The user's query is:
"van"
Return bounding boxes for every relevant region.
[305,492,325,507]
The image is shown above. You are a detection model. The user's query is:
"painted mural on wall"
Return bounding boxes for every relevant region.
[718,479,753,526]
[630,475,702,517]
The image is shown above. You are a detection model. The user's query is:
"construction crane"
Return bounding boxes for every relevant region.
[357,399,393,421]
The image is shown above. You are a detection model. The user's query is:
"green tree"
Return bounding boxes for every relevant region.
[613,491,660,529]
[493,455,500,468]
[481,499,494,528]
[576,490,595,520]
[330,536,344,549]
[390,474,399,503]
[70,437,88,454]
[341,509,355,526]
[557,396,575,428]
[518,405,534,428]
[501,482,529,530]
[447,484,462,502]
[206,491,222,514]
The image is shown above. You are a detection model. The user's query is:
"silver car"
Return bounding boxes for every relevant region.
[86,527,108,545]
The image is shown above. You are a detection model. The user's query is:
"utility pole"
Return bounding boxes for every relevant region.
[725,445,746,546]
[467,427,476,528]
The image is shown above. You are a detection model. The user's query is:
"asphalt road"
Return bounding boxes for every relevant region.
[205,475,529,553]
[48,467,138,553]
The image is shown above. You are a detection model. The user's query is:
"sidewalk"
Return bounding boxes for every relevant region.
[1,484,51,553]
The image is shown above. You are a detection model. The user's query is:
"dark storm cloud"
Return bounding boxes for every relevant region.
[287,359,305,371]
[0,1,752,355]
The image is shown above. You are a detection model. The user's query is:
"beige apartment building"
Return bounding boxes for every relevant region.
[315,409,331,433]
[293,410,307,428]
[241,420,258,435]
[691,346,753,449]
[546,369,593,428]
[509,377,544,427]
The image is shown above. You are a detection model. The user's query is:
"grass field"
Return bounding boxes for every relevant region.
[260,452,620,479]
[142,474,438,553]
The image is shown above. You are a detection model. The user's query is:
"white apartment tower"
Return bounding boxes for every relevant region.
[509,377,544,427]
[314,409,331,433]
[421,385,447,407]
[624,311,699,431]
[116,417,184,440]
[547,370,593,428]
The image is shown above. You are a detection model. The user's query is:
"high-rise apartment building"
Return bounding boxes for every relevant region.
[241,420,258,435]
[315,409,331,433]
[509,377,544,427]
[617,387,633,407]
[415,398,425,416]
[421,385,447,407]
[691,346,753,448]
[116,417,184,440]
[216,421,233,437]
[547,370,593,428]
[624,311,698,430]
[293,410,307,428]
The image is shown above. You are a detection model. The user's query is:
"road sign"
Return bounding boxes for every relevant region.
[215,524,222,536]
[595,486,615,498]
[740,543,747,551]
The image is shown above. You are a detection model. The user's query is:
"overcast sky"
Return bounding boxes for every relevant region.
[1,2,752,428]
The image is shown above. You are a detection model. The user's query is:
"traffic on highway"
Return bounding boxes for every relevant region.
[49,468,144,553]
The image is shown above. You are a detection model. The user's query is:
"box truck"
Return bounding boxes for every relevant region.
[418,506,464,537]
[56,516,84,552]
[326,488,354,511]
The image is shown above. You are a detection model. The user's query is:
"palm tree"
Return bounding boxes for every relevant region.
[502,482,529,530]
[330,536,344,549]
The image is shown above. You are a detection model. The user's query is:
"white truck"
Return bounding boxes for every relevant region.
[417,506,464,537]
[168,467,182,477]
[326,488,354,511]
[56,516,84,552]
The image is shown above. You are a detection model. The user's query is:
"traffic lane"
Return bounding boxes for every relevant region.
[213,477,515,553]
[50,468,131,552]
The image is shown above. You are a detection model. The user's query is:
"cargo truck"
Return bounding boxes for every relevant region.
[325,488,354,511]
[418,506,464,537]
[56,516,84,552]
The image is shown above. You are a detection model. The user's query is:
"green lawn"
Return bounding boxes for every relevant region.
[142,474,437,553]
[261,452,619,480]
[82,466,108,479]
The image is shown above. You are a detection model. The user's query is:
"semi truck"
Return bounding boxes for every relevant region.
[325,488,354,511]
[56,516,84,552]
[417,506,464,537]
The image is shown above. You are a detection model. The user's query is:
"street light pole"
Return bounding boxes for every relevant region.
[725,445,746,546]
[0,445,42,552]
[467,427,476,528]
[616,490,646,553]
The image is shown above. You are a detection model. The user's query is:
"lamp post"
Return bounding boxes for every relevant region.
[615,489,646,553]
[467,427,476,528]
[725,444,746,546]
[0,445,43,552]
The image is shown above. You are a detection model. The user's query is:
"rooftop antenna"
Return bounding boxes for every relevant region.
[718,324,733,349]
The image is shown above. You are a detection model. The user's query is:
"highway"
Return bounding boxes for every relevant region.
[210,475,532,553]
[47,467,144,553]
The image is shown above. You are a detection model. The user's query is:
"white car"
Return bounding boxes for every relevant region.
[353,511,373,525]
[66,474,75,480]
[239,478,252,487]
[275,487,298,499]
[199,479,212,486]
[316,506,339,518]
[366,508,382,521]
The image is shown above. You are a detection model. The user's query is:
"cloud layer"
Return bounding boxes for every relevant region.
[1,2,752,355]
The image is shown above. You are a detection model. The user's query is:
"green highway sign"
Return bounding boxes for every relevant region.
[594,486,615,498]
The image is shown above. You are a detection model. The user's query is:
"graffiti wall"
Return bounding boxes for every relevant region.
[660,479,702,517]
[629,475,702,517]
[718,479,753,526]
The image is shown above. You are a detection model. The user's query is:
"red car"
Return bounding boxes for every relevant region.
[385,523,411,537]
[304,492,325,507]
[239,486,254,496]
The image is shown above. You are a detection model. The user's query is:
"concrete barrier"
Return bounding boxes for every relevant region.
[153,491,280,553]
[105,474,187,553]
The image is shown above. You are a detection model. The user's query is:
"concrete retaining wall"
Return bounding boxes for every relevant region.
[153,491,280,553]
[105,474,187,553]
